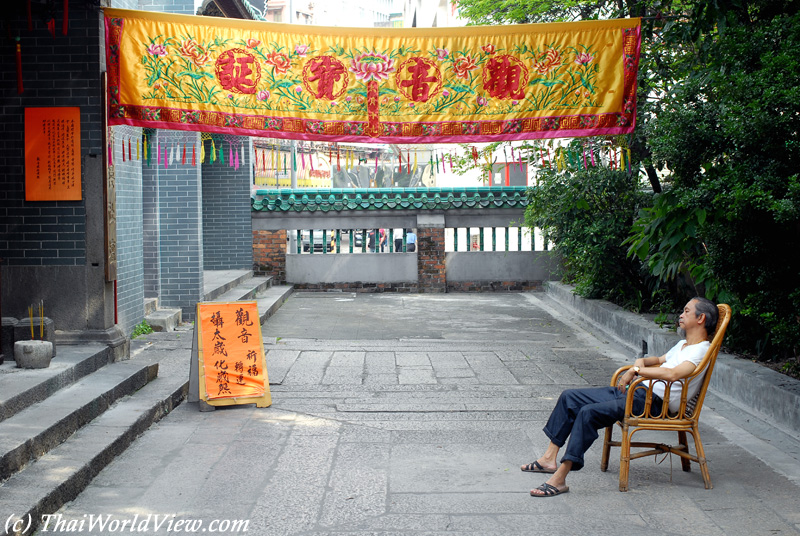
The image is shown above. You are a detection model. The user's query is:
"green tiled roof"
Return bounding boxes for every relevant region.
[251,187,530,212]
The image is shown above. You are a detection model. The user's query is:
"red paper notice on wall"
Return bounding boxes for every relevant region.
[25,107,82,201]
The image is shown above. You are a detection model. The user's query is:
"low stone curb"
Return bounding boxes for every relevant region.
[544,281,800,436]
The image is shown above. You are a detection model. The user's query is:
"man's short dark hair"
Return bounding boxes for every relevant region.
[692,297,719,335]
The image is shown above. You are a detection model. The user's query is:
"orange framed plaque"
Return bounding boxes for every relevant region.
[196,301,271,408]
[25,107,82,201]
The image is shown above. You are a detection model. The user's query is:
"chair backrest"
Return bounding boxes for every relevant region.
[680,303,731,419]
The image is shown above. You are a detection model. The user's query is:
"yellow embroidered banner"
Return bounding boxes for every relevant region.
[104,8,640,143]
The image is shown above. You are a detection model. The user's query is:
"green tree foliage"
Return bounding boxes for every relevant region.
[641,12,800,359]
[458,0,800,362]
[525,158,652,307]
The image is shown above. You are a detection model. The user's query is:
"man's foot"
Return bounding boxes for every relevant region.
[530,482,569,497]
[520,460,557,474]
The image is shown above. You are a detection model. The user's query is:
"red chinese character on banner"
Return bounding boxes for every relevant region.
[302,55,348,100]
[395,57,442,102]
[215,48,261,94]
[482,54,528,100]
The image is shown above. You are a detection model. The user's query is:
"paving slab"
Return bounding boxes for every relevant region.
[42,293,800,536]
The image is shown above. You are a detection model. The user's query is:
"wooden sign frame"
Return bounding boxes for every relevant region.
[194,301,271,408]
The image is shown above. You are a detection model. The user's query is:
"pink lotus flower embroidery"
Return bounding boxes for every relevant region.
[575,52,594,65]
[534,49,561,74]
[246,38,261,49]
[477,96,488,106]
[349,52,395,82]
[452,54,478,80]
[435,48,449,60]
[147,43,167,57]
[295,44,310,57]
[257,90,270,101]
[481,43,496,55]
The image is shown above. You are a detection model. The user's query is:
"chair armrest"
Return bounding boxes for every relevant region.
[610,365,633,387]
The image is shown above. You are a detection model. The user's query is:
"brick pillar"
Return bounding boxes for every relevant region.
[253,229,287,283]
[416,215,446,293]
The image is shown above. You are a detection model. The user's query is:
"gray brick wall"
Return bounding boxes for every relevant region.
[136,0,197,14]
[114,125,145,336]
[144,130,204,322]
[142,129,161,300]
[202,137,253,270]
[0,6,101,267]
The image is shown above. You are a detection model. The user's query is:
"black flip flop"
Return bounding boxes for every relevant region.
[530,482,569,497]
[521,461,556,474]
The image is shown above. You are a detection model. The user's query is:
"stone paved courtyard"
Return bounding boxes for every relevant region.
[50,293,800,535]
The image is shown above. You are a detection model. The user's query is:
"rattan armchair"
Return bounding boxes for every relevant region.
[600,304,732,491]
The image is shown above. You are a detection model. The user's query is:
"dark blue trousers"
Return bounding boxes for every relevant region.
[542,387,659,471]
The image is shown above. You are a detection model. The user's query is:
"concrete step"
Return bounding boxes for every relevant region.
[0,343,112,424]
[255,284,294,325]
[144,307,183,332]
[144,297,158,316]
[0,359,158,481]
[203,269,262,301]
[0,344,188,536]
[208,276,273,304]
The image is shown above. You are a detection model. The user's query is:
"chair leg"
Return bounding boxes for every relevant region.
[601,426,613,472]
[619,425,631,492]
[678,431,692,472]
[691,428,713,489]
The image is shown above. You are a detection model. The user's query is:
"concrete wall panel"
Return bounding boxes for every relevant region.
[446,251,562,282]
[286,253,417,284]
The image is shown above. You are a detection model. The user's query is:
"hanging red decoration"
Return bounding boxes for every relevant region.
[46,19,56,38]
[15,38,23,94]
[63,0,69,36]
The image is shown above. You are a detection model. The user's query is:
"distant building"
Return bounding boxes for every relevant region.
[400,0,464,27]
[314,0,395,27]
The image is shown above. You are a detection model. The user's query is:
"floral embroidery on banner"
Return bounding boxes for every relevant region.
[179,38,211,67]
[108,11,639,141]
[349,52,395,82]
[264,51,292,74]
[452,54,478,80]
[533,49,561,74]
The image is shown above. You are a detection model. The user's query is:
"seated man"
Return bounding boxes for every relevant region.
[524,297,719,497]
